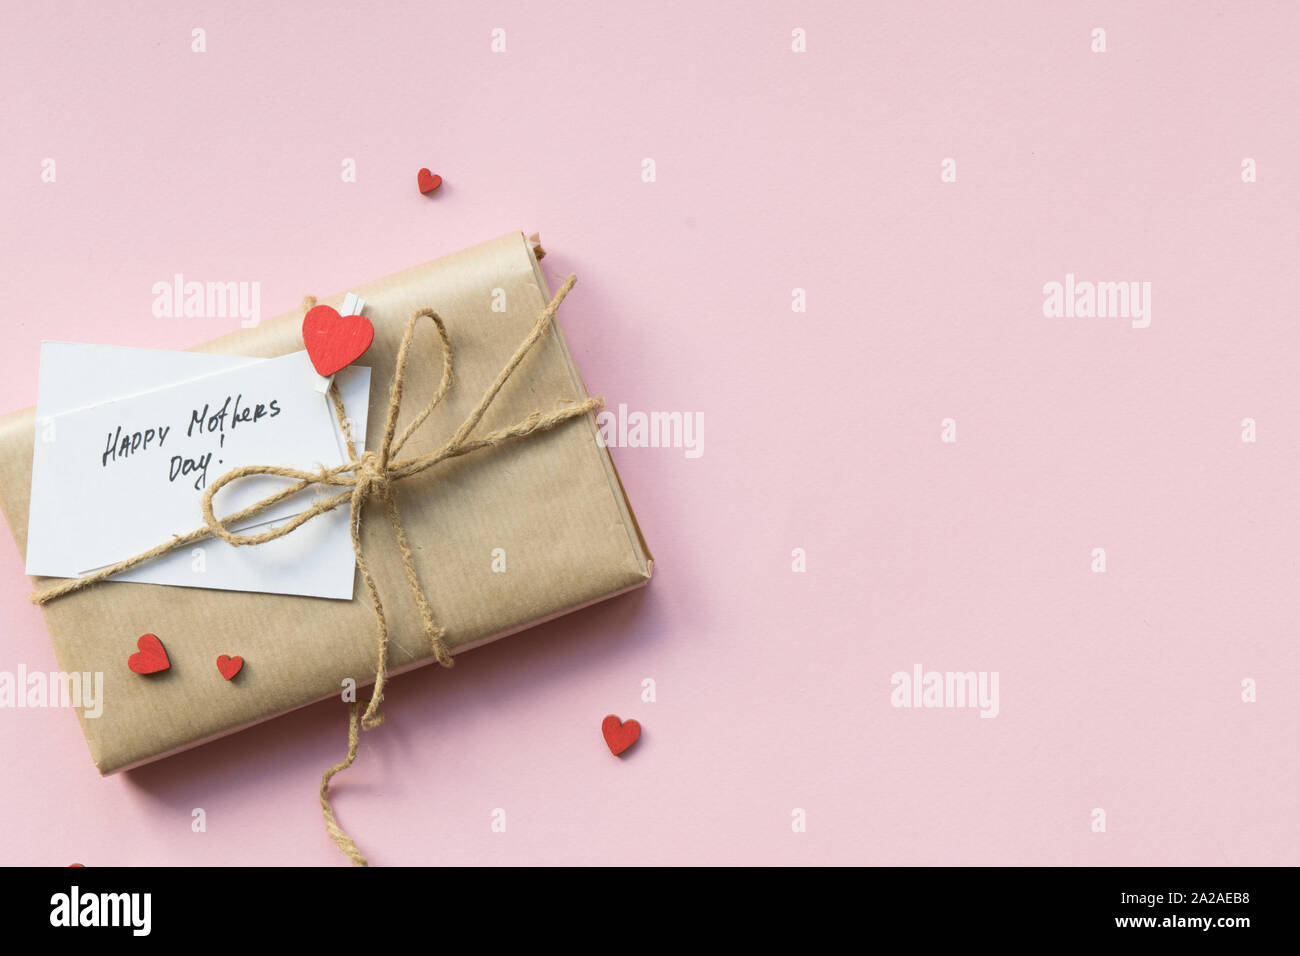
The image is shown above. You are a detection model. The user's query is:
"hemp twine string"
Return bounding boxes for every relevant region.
[31,275,603,865]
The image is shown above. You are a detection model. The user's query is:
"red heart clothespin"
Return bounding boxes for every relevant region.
[302,303,374,378]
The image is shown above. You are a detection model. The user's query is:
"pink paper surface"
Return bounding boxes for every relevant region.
[0,1,1296,865]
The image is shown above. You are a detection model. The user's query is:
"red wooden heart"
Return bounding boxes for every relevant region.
[602,714,641,756]
[302,305,375,377]
[216,655,244,680]
[127,634,170,674]
[417,168,442,193]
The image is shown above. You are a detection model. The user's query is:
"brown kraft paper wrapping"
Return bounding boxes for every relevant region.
[0,230,653,774]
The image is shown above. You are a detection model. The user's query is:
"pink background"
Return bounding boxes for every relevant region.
[1,1,1297,865]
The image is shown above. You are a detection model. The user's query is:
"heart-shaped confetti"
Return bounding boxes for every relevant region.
[216,655,244,681]
[127,634,170,675]
[417,168,442,194]
[602,714,641,756]
[302,304,375,377]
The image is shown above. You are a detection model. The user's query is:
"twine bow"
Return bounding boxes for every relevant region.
[33,275,603,865]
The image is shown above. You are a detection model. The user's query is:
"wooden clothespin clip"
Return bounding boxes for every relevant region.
[304,292,370,393]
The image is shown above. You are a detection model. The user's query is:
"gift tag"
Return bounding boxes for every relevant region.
[27,345,371,599]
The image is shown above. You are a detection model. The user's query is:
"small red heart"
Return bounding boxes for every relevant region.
[127,634,170,675]
[216,655,244,680]
[602,714,641,756]
[302,305,375,377]
[417,168,442,194]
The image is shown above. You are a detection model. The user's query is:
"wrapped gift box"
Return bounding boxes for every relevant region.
[0,231,653,773]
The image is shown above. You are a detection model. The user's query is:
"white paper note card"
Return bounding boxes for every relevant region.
[26,343,371,599]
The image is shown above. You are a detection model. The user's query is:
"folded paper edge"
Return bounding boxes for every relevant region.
[522,231,654,577]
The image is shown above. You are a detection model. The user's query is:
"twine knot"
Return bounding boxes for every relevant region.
[353,450,390,499]
[32,275,603,866]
